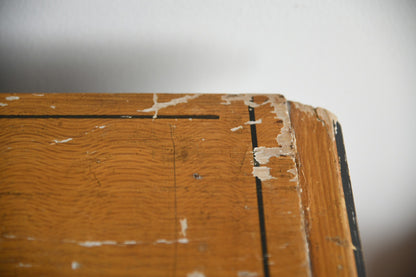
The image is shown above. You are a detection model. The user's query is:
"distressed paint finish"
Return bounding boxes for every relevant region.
[0,93,360,276]
[289,102,359,277]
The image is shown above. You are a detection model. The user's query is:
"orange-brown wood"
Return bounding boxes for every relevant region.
[289,102,358,277]
[0,93,361,276]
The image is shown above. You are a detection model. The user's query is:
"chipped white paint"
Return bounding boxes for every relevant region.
[32,93,44,96]
[221,94,260,108]
[253,146,289,164]
[154,239,173,244]
[287,168,298,182]
[238,271,258,277]
[266,95,295,152]
[121,115,132,118]
[187,271,205,277]
[27,236,36,241]
[245,119,262,125]
[230,125,243,132]
[50,105,56,109]
[4,234,16,239]
[178,238,189,244]
[252,166,275,181]
[71,261,81,270]
[292,101,315,116]
[0,103,8,107]
[123,240,138,245]
[138,93,200,119]
[17,262,32,268]
[78,240,117,247]
[155,238,189,244]
[6,96,20,101]
[96,125,106,129]
[53,138,73,144]
[316,107,339,141]
[180,218,188,237]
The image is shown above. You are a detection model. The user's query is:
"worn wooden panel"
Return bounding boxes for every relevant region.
[0,93,363,277]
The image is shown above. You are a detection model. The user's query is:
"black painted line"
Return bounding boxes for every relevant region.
[248,105,270,277]
[0,114,219,119]
[334,121,366,277]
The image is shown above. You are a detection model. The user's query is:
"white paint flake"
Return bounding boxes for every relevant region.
[17,263,32,268]
[0,103,8,107]
[252,166,275,181]
[137,93,200,119]
[32,93,44,96]
[50,105,56,109]
[245,119,262,125]
[154,239,173,244]
[27,237,36,241]
[287,168,298,182]
[53,138,73,144]
[78,240,117,247]
[178,238,189,244]
[253,146,289,165]
[221,94,260,108]
[187,271,205,277]
[6,96,20,101]
[230,125,243,132]
[123,240,137,245]
[3,234,16,239]
[154,238,189,244]
[238,271,258,277]
[96,125,106,129]
[71,261,81,270]
[180,218,188,237]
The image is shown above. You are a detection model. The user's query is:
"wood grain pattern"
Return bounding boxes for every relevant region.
[0,93,363,276]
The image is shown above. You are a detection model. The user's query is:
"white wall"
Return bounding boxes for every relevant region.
[1,1,415,275]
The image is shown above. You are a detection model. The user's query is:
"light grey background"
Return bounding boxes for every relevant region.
[1,1,415,275]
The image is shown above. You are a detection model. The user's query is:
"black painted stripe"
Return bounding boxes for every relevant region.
[248,105,270,277]
[0,114,219,119]
[334,121,366,277]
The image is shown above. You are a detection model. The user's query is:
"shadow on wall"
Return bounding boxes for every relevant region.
[0,40,254,93]
[367,227,416,277]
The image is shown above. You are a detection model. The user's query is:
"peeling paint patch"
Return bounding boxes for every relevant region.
[50,105,56,109]
[154,239,173,244]
[180,218,188,237]
[221,94,260,108]
[287,168,298,182]
[230,125,243,132]
[178,238,189,243]
[53,138,73,144]
[245,119,262,125]
[238,271,258,277]
[96,125,106,129]
[3,234,16,239]
[253,146,289,164]
[32,93,44,97]
[27,237,36,241]
[0,103,8,107]
[187,271,205,277]
[78,240,117,247]
[6,96,20,101]
[138,93,200,119]
[17,263,32,268]
[71,261,81,270]
[252,166,275,181]
[123,240,138,245]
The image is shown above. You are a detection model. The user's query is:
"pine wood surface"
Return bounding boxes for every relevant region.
[0,93,362,277]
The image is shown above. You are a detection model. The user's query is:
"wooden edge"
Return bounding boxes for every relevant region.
[288,101,366,277]
[333,120,366,277]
